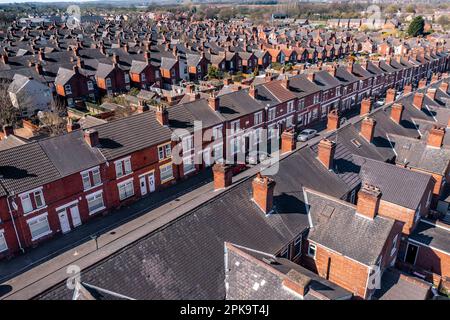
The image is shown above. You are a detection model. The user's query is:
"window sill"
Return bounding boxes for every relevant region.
[31,230,53,242]
[83,183,103,193]
[119,194,135,202]
[184,168,196,175]
[23,206,48,217]
[116,172,133,180]
[161,177,174,184]
[89,206,106,216]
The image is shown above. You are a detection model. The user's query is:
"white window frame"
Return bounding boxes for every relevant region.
[183,155,195,175]
[114,157,132,178]
[160,162,174,183]
[298,99,305,110]
[117,178,135,201]
[213,143,223,161]
[212,125,223,140]
[87,81,94,91]
[158,143,172,161]
[308,243,317,259]
[141,73,146,82]
[182,135,194,153]
[27,213,52,241]
[86,190,105,215]
[106,78,112,88]
[268,108,276,121]
[80,166,102,191]
[254,111,263,125]
[287,101,295,113]
[0,230,7,253]
[230,120,240,134]
[124,73,130,84]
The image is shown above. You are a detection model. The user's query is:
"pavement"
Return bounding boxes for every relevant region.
[0,97,387,300]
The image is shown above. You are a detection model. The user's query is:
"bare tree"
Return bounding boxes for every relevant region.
[0,79,19,128]
[37,99,67,137]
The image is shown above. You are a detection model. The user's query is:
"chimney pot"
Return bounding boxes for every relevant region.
[356,183,381,219]
[317,139,336,170]
[307,72,315,82]
[252,173,276,214]
[281,76,290,89]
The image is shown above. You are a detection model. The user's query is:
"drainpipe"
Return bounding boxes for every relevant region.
[5,190,24,253]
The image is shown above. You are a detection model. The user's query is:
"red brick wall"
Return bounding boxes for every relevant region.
[414,244,450,279]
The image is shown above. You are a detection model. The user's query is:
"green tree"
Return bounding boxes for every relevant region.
[207,65,221,80]
[405,4,416,14]
[407,16,425,37]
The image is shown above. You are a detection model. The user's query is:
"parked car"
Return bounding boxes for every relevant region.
[297,129,317,142]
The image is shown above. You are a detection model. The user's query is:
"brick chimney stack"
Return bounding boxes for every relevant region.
[356,183,381,220]
[212,162,233,190]
[427,88,437,100]
[208,93,219,112]
[281,76,290,89]
[249,84,258,99]
[347,62,354,75]
[156,105,169,126]
[281,130,295,154]
[67,119,81,132]
[327,109,340,132]
[427,125,445,148]
[440,82,449,94]
[252,173,276,214]
[413,92,424,109]
[84,129,99,147]
[35,62,43,75]
[360,117,376,143]
[317,139,336,170]
[3,125,14,137]
[307,72,315,83]
[390,103,404,124]
[385,88,396,104]
[360,98,372,116]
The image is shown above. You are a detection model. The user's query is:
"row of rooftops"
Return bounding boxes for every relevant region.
[28,74,450,299]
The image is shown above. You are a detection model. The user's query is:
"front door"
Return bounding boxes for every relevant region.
[405,243,419,265]
[140,176,148,196]
[148,173,155,193]
[69,205,82,227]
[58,210,71,234]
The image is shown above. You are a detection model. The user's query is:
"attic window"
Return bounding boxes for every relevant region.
[351,139,361,148]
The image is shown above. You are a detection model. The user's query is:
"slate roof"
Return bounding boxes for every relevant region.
[92,110,173,160]
[225,244,352,300]
[305,188,396,266]
[0,142,61,196]
[353,155,433,210]
[35,145,354,300]
[409,220,450,254]
[389,133,450,175]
